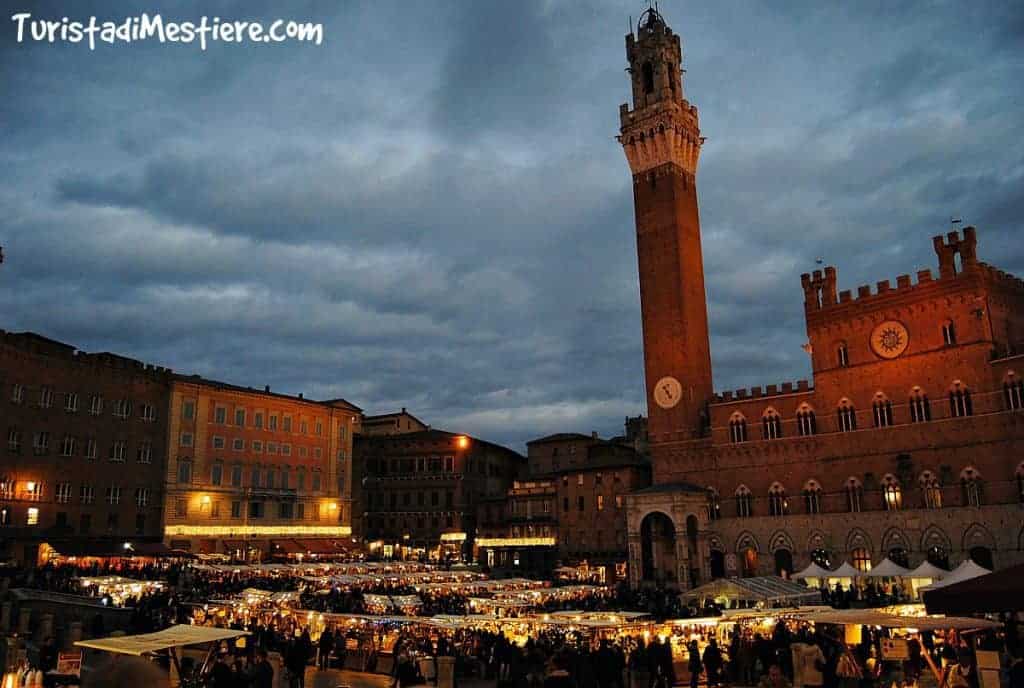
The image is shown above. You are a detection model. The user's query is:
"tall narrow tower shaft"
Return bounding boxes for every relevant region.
[619,8,713,444]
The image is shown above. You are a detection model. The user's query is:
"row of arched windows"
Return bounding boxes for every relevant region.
[723,378,1005,443]
[707,464,1015,520]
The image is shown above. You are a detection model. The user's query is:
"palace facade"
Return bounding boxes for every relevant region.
[620,9,1024,589]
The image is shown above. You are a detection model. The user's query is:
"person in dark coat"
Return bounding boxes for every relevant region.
[252,649,274,688]
[703,637,723,688]
[318,629,334,670]
[209,653,234,688]
[688,639,704,688]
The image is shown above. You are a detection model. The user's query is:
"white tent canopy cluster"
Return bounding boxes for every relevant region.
[793,557,990,586]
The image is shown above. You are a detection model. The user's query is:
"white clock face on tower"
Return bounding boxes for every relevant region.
[653,376,683,409]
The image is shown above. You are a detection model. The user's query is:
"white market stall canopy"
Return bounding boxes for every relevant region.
[76,625,249,656]
[792,563,832,581]
[799,608,1001,631]
[918,560,990,592]
[681,576,821,605]
[830,562,863,579]
[862,558,912,578]
[907,561,948,580]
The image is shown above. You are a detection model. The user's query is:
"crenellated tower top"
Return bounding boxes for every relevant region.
[618,7,703,178]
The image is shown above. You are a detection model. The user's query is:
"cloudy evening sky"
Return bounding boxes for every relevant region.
[2,1,1022,452]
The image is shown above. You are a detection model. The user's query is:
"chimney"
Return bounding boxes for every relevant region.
[298,393,303,399]
[264,385,270,393]
[591,431,598,439]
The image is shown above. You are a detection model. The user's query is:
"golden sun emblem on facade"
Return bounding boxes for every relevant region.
[870,320,909,359]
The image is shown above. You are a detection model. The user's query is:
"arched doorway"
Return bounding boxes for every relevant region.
[686,515,701,587]
[926,546,949,570]
[774,549,794,578]
[709,550,726,579]
[969,546,993,570]
[640,512,677,584]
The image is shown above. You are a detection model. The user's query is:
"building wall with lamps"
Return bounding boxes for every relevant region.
[356,429,525,560]
[0,331,172,564]
[163,376,361,559]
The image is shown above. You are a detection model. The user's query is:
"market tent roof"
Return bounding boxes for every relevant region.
[41,540,191,559]
[907,561,948,579]
[923,563,1024,614]
[918,560,990,592]
[863,558,912,578]
[830,562,863,578]
[792,563,832,580]
[76,625,249,656]
[680,576,821,604]
[799,609,1000,632]
[271,540,306,555]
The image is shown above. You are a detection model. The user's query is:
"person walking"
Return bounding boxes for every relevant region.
[703,638,723,688]
[688,639,704,688]
[318,628,334,671]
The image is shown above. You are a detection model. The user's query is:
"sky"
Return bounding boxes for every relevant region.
[2,1,1022,453]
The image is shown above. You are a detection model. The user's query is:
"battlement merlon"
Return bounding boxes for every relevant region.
[712,379,813,404]
[800,266,838,311]
[933,226,978,278]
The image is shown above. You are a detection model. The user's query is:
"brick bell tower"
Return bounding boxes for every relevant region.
[619,7,712,443]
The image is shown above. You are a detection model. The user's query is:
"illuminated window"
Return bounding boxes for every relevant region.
[852,547,872,572]
[960,467,983,507]
[762,408,782,440]
[25,481,42,500]
[942,320,956,345]
[597,495,604,511]
[26,508,39,526]
[920,471,942,509]
[872,393,893,427]
[803,480,822,514]
[707,488,721,520]
[909,387,931,423]
[882,474,902,511]
[949,381,972,418]
[768,483,788,517]
[735,485,752,518]
[1004,373,1023,410]
[837,342,849,368]
[7,429,21,454]
[729,413,748,443]
[109,440,126,462]
[796,405,817,436]
[837,399,857,432]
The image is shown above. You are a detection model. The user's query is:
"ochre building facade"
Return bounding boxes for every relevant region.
[620,9,1024,589]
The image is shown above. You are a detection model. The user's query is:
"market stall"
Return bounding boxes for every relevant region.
[917,559,990,592]
[680,576,822,609]
[922,562,1024,614]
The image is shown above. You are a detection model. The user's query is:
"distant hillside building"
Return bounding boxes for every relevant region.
[359,408,428,437]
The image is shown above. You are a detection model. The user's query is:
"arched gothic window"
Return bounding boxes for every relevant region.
[796,405,817,436]
[949,381,973,418]
[837,342,849,368]
[707,488,721,521]
[1004,373,1024,411]
[762,409,782,440]
[837,398,857,432]
[851,547,872,573]
[845,477,863,513]
[642,61,655,94]
[881,474,902,511]
[960,467,983,507]
[729,413,748,443]
[803,479,822,514]
[909,386,931,423]
[768,482,788,517]
[735,485,752,518]
[919,470,942,509]
[872,393,894,428]
[942,320,957,345]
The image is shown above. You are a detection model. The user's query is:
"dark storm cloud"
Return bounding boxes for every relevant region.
[1,0,1021,451]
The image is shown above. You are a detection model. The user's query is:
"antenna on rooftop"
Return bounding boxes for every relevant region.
[951,215,962,228]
